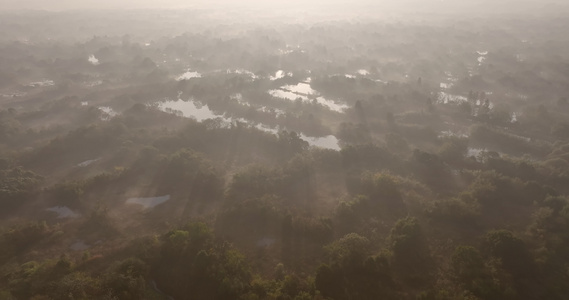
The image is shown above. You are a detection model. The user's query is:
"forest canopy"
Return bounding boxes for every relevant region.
[1,6,569,300]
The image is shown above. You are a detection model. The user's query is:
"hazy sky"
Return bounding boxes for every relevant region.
[2,0,372,10]
[1,0,567,13]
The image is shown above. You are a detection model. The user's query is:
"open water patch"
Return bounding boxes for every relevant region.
[46,206,80,219]
[156,99,225,122]
[70,240,90,251]
[88,55,99,65]
[98,106,119,120]
[126,195,171,209]
[269,79,349,113]
[176,70,202,81]
[77,158,100,167]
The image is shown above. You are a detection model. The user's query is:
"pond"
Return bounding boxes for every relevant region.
[70,240,90,251]
[270,79,349,113]
[84,80,102,87]
[46,206,80,218]
[299,133,341,150]
[439,131,468,138]
[126,195,171,209]
[474,99,494,109]
[254,123,280,135]
[268,89,309,101]
[98,106,119,120]
[468,148,487,158]
[254,125,341,150]
[437,92,467,104]
[157,97,259,125]
[156,98,342,150]
[258,106,286,117]
[227,69,258,79]
[231,93,251,107]
[176,70,202,81]
[27,79,54,87]
[77,158,100,167]
[156,99,224,122]
[283,82,317,95]
[314,97,349,113]
[477,50,488,66]
[1,92,26,98]
[88,55,99,65]
[270,70,292,80]
[438,130,468,138]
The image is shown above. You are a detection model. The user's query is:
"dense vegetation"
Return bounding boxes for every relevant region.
[1,8,569,300]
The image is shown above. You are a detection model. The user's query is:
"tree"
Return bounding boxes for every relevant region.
[450,246,505,299]
[278,131,309,158]
[485,230,535,280]
[0,167,43,211]
[389,217,432,285]
[315,234,397,300]
[438,136,468,165]
[326,233,370,267]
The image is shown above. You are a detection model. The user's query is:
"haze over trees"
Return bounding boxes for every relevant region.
[1,1,569,299]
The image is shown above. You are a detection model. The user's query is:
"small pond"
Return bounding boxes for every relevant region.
[126,195,171,209]
[46,206,80,218]
[176,70,202,81]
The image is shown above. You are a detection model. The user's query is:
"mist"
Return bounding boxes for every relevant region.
[2,0,569,299]
[3,0,569,15]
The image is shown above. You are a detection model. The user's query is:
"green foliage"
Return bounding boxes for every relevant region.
[485,230,535,279]
[155,222,252,299]
[410,149,453,192]
[426,196,480,226]
[386,133,410,155]
[335,195,370,233]
[341,144,399,172]
[50,271,101,300]
[389,217,432,284]
[216,197,283,239]
[450,246,502,299]
[438,136,468,165]
[315,249,396,300]
[0,222,50,263]
[5,16,569,300]
[483,155,537,181]
[50,180,85,205]
[21,123,129,170]
[325,233,370,267]
[465,171,529,212]
[278,131,309,158]
[153,149,224,203]
[0,167,43,210]
[4,254,104,299]
[103,258,149,300]
[358,172,406,214]
[228,165,281,201]
[470,125,546,157]
[337,122,371,145]
[228,156,315,202]
[79,206,118,237]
